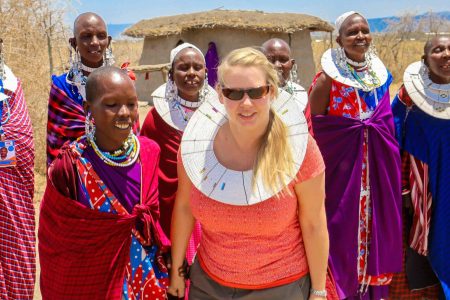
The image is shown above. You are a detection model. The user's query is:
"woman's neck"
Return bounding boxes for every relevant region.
[214,121,266,171]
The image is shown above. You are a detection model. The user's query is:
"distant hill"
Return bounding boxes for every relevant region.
[367,11,450,32]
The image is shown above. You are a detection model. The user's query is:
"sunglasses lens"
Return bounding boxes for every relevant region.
[222,86,269,101]
[222,89,244,101]
[247,86,269,99]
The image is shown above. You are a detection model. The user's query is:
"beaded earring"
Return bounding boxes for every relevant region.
[0,39,5,80]
[85,111,95,141]
[290,63,298,83]
[199,73,209,102]
[336,46,348,70]
[165,75,178,101]
[104,43,115,66]
[420,59,430,79]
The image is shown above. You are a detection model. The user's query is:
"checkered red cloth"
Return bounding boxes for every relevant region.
[39,138,169,299]
[0,80,36,299]
[46,81,85,167]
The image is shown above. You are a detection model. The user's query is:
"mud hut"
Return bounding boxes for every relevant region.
[125,9,333,102]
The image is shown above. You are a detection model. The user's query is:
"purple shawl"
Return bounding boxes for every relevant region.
[312,91,402,298]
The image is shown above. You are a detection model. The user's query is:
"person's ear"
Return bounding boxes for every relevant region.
[216,84,225,105]
[336,36,342,47]
[107,36,112,47]
[83,100,90,116]
[69,37,77,50]
[422,54,429,67]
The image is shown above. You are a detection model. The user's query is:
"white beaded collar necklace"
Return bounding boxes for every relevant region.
[152,83,218,132]
[403,61,450,119]
[176,95,203,108]
[80,63,103,73]
[346,57,367,68]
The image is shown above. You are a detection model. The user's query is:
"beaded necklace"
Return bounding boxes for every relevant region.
[347,64,381,91]
[88,133,140,167]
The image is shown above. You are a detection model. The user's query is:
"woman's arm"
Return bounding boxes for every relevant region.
[295,171,329,299]
[309,72,332,115]
[167,159,195,298]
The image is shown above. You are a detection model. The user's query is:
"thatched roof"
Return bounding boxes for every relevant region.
[124,9,333,38]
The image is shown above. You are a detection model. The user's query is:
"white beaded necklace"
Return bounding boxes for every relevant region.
[346,57,367,68]
[80,63,103,73]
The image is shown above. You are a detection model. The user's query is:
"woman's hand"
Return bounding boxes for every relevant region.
[167,271,186,298]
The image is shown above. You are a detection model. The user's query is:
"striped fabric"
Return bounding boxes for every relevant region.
[396,88,432,256]
[46,80,85,167]
[408,155,432,255]
[0,80,35,299]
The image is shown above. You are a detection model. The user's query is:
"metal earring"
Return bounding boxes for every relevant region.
[104,44,115,66]
[165,78,178,101]
[420,59,430,79]
[199,73,209,102]
[336,46,347,70]
[290,64,298,83]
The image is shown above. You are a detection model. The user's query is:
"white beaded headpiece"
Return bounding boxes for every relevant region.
[170,43,204,65]
[335,11,367,34]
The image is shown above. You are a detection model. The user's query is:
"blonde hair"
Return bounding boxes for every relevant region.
[217,47,295,194]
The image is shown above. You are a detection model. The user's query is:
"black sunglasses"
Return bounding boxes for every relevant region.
[221,85,270,101]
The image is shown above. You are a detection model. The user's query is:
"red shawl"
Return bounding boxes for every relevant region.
[140,107,181,238]
[38,137,169,299]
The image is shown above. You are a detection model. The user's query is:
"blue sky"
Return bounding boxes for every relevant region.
[70,0,449,24]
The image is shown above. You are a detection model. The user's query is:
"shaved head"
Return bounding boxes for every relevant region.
[261,38,294,86]
[73,12,106,36]
[424,35,450,56]
[261,38,291,55]
[85,66,133,103]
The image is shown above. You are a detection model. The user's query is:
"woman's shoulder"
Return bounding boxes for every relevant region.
[51,73,68,88]
[48,143,79,199]
[296,134,325,183]
[138,135,161,155]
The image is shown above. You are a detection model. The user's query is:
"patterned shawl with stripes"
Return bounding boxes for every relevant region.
[0,68,35,299]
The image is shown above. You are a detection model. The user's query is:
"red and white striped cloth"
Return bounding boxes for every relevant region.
[408,154,432,256]
[0,77,35,299]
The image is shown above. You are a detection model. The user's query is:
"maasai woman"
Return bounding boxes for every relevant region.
[308,11,402,300]
[168,47,337,300]
[262,38,312,131]
[39,67,169,299]
[46,12,118,166]
[0,39,35,300]
[140,43,217,265]
[389,35,450,300]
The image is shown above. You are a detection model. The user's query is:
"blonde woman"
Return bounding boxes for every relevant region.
[168,48,336,300]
